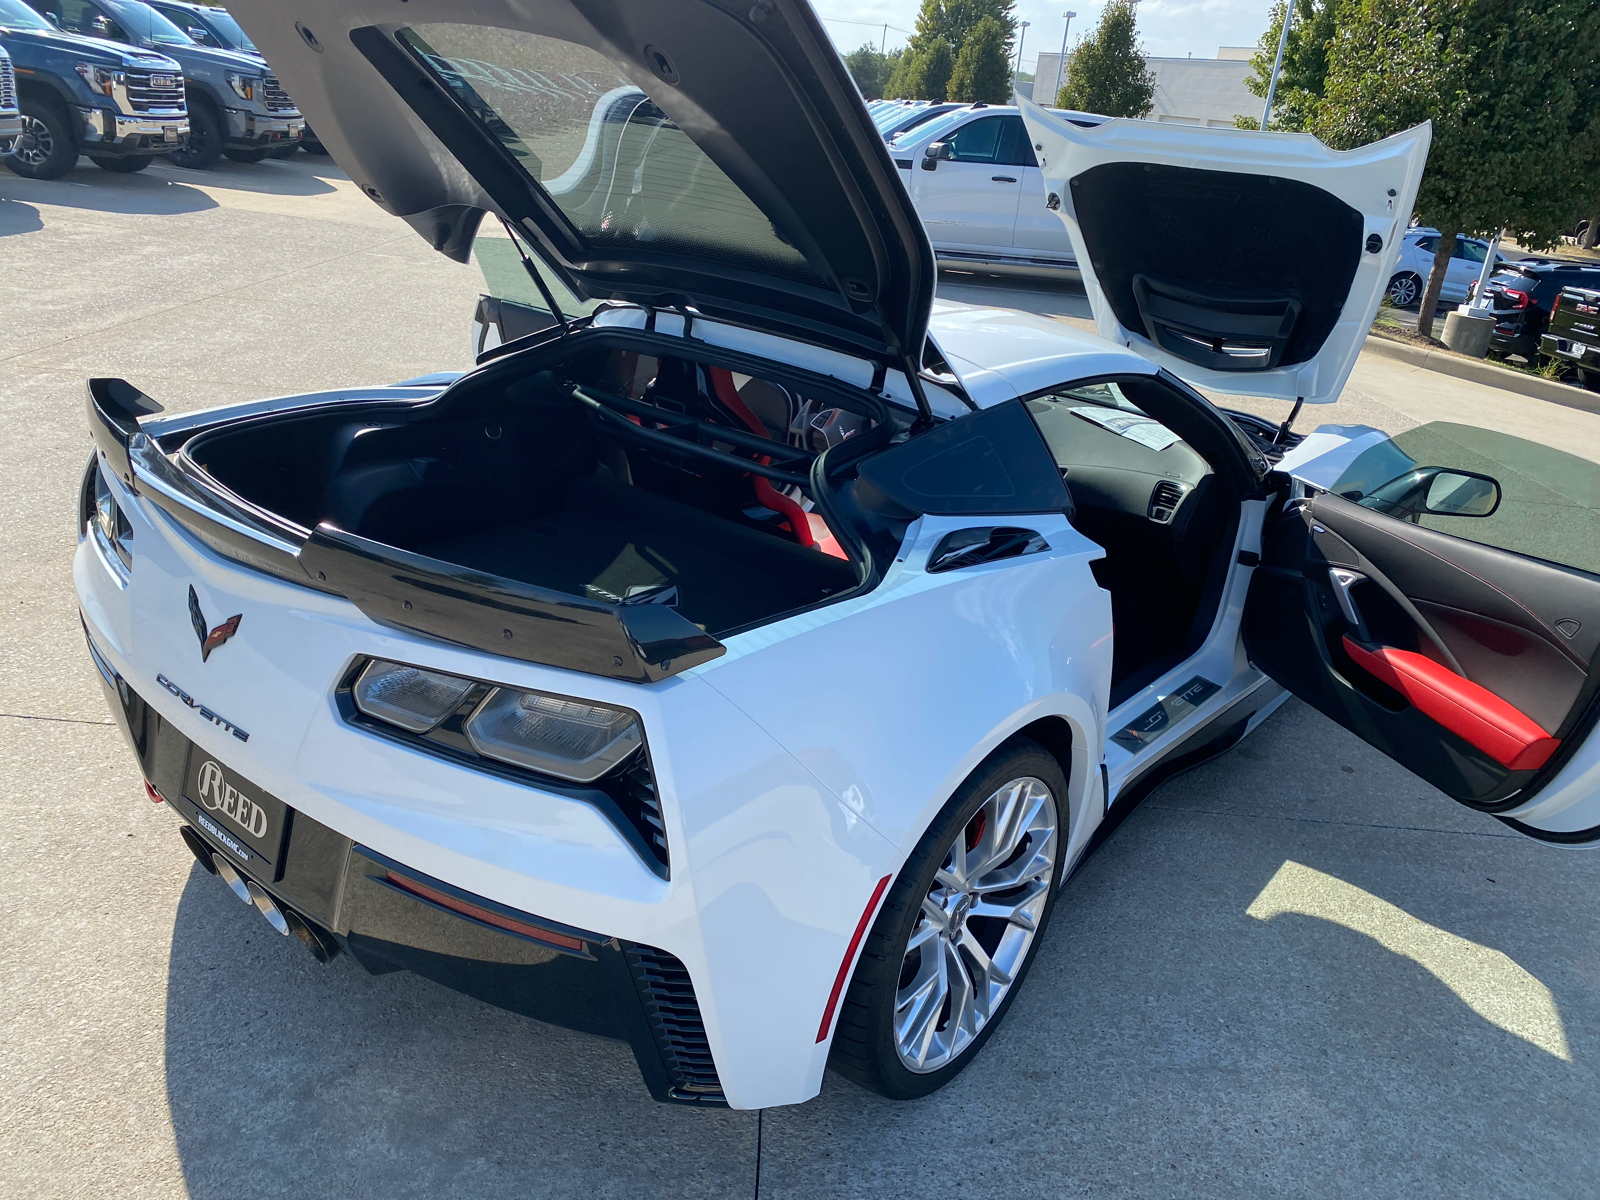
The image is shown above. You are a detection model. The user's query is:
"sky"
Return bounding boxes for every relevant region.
[814,0,1274,68]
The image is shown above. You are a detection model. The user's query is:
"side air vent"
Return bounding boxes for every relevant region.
[626,945,726,1104]
[1148,480,1187,524]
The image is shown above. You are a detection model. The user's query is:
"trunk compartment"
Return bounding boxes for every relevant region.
[169,337,883,663]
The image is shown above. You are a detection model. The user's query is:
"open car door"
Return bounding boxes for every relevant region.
[1243,484,1600,843]
[1018,100,1429,405]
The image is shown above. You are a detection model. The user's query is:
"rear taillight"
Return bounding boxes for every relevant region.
[1551,293,1563,318]
[1504,288,1532,310]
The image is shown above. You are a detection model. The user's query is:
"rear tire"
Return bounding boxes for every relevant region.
[1579,368,1600,394]
[3,98,77,180]
[1386,272,1422,309]
[828,737,1068,1100]
[90,154,152,173]
[224,148,269,163]
[167,102,223,169]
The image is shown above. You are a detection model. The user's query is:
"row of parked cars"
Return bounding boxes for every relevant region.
[864,97,1108,276]
[0,0,316,178]
[1381,226,1600,384]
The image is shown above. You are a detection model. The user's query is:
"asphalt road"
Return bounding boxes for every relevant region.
[4,156,1600,1199]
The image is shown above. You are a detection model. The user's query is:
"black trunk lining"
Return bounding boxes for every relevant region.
[413,474,856,637]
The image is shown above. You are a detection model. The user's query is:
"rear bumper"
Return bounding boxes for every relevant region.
[1542,333,1600,364]
[87,635,724,1105]
[75,107,188,154]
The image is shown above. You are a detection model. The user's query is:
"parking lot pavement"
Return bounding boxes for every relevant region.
[4,157,1599,1199]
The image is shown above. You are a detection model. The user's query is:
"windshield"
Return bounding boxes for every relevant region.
[397,23,824,287]
[871,105,909,132]
[0,0,55,29]
[198,7,253,51]
[889,108,970,147]
[99,0,194,46]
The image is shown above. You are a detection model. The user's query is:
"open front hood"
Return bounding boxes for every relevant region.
[1019,98,1430,404]
[225,0,934,364]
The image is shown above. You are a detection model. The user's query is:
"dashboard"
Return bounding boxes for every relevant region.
[1025,397,1214,533]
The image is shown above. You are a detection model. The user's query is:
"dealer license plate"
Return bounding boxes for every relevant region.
[181,752,289,869]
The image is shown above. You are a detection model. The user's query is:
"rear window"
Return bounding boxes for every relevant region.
[396,24,823,287]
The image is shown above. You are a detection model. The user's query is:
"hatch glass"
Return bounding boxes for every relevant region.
[397,24,823,286]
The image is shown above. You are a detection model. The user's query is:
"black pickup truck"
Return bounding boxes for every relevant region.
[1542,285,1600,392]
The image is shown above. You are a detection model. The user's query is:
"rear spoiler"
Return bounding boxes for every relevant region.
[298,526,725,683]
[86,377,725,684]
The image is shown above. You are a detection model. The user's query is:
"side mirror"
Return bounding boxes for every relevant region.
[1356,466,1501,521]
[188,26,214,43]
[921,142,951,171]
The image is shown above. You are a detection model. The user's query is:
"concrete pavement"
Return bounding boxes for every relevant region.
[3,157,1599,1199]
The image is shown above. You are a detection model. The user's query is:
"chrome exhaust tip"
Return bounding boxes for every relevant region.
[211,854,289,934]
[191,827,342,962]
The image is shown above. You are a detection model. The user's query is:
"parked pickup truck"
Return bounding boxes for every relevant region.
[0,44,21,151]
[1542,286,1600,391]
[890,103,1107,277]
[25,0,301,168]
[0,0,186,178]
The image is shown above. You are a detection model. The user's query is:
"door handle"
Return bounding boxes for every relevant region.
[1328,568,1373,642]
[991,176,1017,183]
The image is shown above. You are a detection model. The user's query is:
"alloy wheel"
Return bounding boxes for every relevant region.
[1388,273,1420,307]
[894,776,1058,1073]
[12,115,52,168]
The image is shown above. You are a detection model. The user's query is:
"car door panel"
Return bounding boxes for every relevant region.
[912,115,1020,250]
[1244,491,1600,819]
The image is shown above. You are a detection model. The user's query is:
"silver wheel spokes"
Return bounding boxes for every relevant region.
[894,776,1057,1073]
[15,116,51,167]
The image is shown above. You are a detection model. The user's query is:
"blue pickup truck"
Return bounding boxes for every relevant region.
[0,0,186,177]
[142,0,319,156]
[23,0,301,168]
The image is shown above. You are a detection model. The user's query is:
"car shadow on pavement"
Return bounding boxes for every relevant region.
[1,163,219,215]
[0,196,43,236]
[162,871,757,1200]
[151,154,341,198]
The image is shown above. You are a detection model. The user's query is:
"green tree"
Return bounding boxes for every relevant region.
[886,41,955,101]
[843,44,901,99]
[947,15,1012,103]
[1055,0,1155,118]
[1233,0,1348,131]
[886,0,1016,100]
[1315,0,1600,337]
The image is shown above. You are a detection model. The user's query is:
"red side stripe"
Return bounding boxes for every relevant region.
[816,874,894,1044]
[1342,636,1560,770]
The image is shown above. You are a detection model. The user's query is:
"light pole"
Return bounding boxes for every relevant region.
[1260,0,1294,129]
[1013,21,1030,99]
[1053,12,1077,105]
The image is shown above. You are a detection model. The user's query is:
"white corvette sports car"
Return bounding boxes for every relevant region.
[76,0,1600,1111]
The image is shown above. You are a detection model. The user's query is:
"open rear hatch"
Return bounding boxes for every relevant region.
[224,0,934,370]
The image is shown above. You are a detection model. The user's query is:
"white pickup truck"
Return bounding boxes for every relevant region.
[890,103,1105,276]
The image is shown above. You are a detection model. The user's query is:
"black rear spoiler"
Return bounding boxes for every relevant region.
[86,377,164,488]
[297,525,725,683]
[86,377,724,683]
